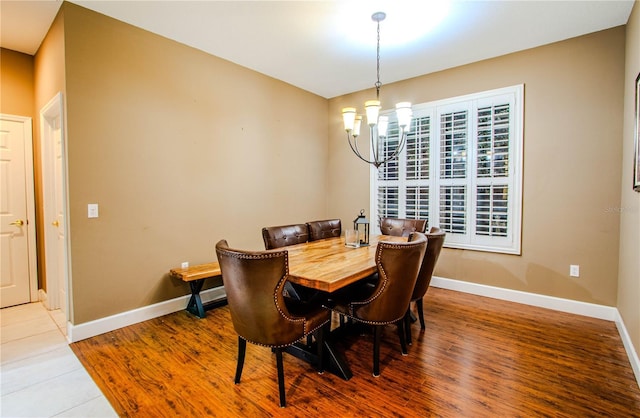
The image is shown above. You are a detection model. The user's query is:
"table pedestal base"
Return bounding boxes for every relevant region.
[283,339,353,381]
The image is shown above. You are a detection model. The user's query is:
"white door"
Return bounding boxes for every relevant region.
[0,116,37,308]
[41,93,68,313]
[52,124,66,313]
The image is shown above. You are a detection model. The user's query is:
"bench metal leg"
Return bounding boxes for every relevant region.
[187,279,206,318]
[186,279,228,318]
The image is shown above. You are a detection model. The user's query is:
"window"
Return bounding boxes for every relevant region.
[371,85,523,254]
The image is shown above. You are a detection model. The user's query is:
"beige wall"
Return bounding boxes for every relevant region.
[0,48,34,117]
[619,1,640,361]
[329,27,625,307]
[59,3,328,323]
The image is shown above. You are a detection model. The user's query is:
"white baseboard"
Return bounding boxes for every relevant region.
[614,311,640,388]
[38,289,48,307]
[67,287,226,343]
[430,276,618,320]
[431,276,640,388]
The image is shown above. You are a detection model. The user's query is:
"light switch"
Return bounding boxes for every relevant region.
[569,264,580,277]
[88,203,99,218]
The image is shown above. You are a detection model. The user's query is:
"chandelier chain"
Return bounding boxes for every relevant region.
[375,18,381,99]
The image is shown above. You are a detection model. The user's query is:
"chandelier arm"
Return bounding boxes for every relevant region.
[351,133,366,160]
[346,126,409,169]
[347,133,380,166]
[376,129,409,167]
[389,128,408,159]
[347,133,364,159]
[370,126,381,166]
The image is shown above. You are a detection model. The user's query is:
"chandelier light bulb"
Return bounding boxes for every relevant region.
[365,100,381,126]
[395,102,413,129]
[353,116,362,137]
[342,107,357,132]
[377,115,389,138]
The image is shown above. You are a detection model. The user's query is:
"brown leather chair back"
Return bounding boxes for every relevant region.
[262,224,309,250]
[215,240,305,346]
[307,219,341,241]
[379,218,427,237]
[350,233,427,324]
[409,227,445,301]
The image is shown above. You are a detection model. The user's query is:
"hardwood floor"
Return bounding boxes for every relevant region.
[70,288,640,417]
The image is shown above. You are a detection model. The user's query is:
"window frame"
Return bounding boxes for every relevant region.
[370,84,524,255]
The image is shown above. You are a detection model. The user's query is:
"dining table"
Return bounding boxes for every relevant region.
[281,234,406,380]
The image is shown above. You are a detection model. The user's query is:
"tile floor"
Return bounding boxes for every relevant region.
[1,302,117,417]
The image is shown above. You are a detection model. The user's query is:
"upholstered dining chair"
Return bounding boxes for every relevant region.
[326,233,427,377]
[404,227,446,345]
[215,240,330,408]
[306,219,342,241]
[262,223,309,250]
[262,224,311,300]
[379,217,427,237]
[353,217,427,297]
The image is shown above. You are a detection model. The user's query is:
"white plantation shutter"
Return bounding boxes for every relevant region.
[376,122,401,229]
[405,115,431,223]
[406,116,430,180]
[439,110,468,179]
[475,102,511,240]
[439,185,466,234]
[477,104,510,178]
[437,104,471,239]
[377,122,400,181]
[406,185,429,222]
[476,185,508,237]
[372,85,523,254]
[377,186,399,219]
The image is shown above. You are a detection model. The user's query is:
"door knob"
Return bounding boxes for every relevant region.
[52,220,60,227]
[10,219,24,226]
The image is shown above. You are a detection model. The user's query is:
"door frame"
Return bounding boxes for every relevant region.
[40,92,71,313]
[0,114,38,303]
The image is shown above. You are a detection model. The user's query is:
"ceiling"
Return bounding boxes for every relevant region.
[0,0,634,98]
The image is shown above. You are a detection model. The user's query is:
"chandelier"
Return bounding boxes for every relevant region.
[341,12,413,169]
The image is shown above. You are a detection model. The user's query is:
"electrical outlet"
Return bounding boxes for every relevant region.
[181,261,189,269]
[569,264,580,277]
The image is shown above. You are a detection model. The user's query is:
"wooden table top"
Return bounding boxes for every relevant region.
[285,235,405,292]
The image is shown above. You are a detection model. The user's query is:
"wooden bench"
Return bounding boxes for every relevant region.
[169,262,227,318]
